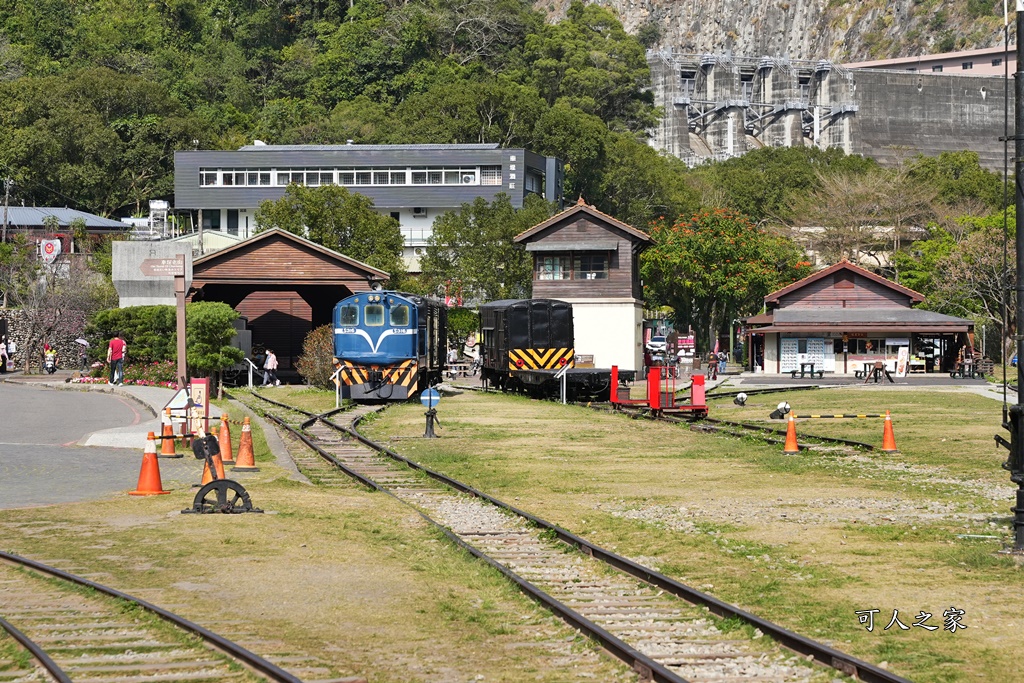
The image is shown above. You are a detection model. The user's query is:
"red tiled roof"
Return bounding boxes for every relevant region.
[514,197,650,243]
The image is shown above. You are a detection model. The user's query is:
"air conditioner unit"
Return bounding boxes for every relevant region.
[412,207,427,217]
[462,174,475,184]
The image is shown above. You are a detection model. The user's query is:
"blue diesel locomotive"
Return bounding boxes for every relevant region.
[333,291,447,401]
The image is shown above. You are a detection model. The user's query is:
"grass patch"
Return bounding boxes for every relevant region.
[359,388,1023,682]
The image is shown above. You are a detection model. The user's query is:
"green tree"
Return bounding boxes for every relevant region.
[296,324,335,389]
[928,208,1016,359]
[0,68,207,215]
[186,301,245,389]
[86,301,244,385]
[447,307,479,348]
[511,0,656,132]
[693,146,877,222]
[420,193,554,302]
[392,76,545,145]
[532,103,608,201]
[908,150,1003,209]
[889,227,957,297]
[597,132,698,228]
[254,183,406,284]
[641,208,812,351]
[86,305,178,363]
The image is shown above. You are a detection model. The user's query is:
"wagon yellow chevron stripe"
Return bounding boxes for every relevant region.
[507,348,574,370]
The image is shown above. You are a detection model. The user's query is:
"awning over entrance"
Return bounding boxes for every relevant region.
[749,307,972,334]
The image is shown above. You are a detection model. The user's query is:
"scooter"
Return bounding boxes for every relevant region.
[43,351,57,374]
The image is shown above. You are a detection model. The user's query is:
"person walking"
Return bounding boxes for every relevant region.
[0,335,8,374]
[262,348,279,386]
[107,332,126,385]
[447,347,459,378]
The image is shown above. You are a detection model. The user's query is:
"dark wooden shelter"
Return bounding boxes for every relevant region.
[513,198,650,371]
[189,229,388,371]
[514,197,649,300]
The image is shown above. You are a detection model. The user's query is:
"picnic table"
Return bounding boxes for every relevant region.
[790,362,824,379]
[447,363,471,378]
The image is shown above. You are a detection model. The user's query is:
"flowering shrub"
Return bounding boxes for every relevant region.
[71,360,177,388]
[70,376,109,384]
[123,360,177,387]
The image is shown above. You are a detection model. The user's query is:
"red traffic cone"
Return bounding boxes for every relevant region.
[782,415,800,454]
[130,432,170,496]
[218,414,235,465]
[231,417,259,472]
[881,410,900,453]
[160,408,179,458]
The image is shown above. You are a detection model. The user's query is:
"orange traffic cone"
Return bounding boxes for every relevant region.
[231,417,259,472]
[218,414,235,465]
[782,415,800,454]
[881,410,900,453]
[199,447,227,485]
[160,408,179,458]
[130,432,170,496]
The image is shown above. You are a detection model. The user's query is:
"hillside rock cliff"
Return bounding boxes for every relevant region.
[541,0,1007,61]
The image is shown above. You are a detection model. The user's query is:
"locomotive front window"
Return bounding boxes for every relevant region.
[339,304,358,326]
[390,305,410,327]
[365,305,385,326]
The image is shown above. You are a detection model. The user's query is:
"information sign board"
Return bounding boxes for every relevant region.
[189,378,210,434]
[139,257,184,277]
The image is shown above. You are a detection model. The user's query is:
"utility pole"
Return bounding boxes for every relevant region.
[2,177,11,243]
[998,4,1024,552]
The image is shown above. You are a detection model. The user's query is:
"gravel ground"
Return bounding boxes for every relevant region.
[604,495,997,532]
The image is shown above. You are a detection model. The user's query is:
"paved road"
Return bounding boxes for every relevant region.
[0,383,197,509]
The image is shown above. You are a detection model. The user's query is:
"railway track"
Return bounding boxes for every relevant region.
[240,390,908,683]
[0,551,305,683]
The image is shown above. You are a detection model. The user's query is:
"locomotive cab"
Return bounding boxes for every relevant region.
[333,291,447,401]
[334,294,418,364]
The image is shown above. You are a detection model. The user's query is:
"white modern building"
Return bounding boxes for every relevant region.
[173,143,564,270]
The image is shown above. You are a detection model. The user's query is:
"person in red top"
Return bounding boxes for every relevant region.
[107,332,126,385]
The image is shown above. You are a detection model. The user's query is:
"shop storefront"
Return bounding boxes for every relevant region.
[745,262,974,375]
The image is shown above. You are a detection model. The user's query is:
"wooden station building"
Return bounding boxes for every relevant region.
[744,261,975,375]
[514,199,650,371]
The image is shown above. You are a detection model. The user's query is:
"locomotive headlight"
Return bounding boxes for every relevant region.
[515,358,524,368]
[558,357,567,366]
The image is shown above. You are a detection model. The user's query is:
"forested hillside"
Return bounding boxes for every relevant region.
[0,0,690,226]
[0,0,1013,352]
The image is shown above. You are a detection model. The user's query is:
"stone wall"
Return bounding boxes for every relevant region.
[540,0,1002,63]
[0,308,92,373]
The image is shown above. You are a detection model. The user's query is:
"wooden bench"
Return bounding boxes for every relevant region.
[447,363,471,378]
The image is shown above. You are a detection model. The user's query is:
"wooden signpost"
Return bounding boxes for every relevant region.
[140,254,187,389]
